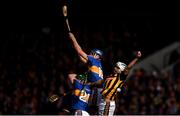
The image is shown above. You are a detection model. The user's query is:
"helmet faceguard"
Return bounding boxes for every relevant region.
[115,62,127,71]
[77,73,88,82]
[91,49,103,59]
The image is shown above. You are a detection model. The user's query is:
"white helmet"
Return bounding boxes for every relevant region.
[116,62,127,71]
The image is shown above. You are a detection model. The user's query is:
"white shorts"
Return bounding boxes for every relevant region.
[74,110,90,116]
[98,99,116,116]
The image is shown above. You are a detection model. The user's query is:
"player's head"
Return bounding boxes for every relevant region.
[90,49,103,60]
[113,61,127,74]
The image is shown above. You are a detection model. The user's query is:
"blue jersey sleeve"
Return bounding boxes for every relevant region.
[87,55,94,65]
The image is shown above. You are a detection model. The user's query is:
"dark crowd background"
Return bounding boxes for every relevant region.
[0,0,180,115]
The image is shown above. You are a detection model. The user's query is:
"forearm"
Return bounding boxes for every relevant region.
[127,58,138,69]
[87,80,104,87]
[68,32,88,60]
[124,51,141,74]
[124,58,138,75]
[68,32,83,53]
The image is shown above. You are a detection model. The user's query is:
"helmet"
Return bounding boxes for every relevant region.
[77,73,88,82]
[91,49,103,58]
[116,62,127,71]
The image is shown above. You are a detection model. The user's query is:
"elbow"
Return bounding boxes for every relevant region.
[78,50,84,56]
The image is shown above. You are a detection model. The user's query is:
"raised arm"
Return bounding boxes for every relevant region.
[124,51,142,75]
[68,73,78,84]
[68,32,88,63]
[87,79,104,88]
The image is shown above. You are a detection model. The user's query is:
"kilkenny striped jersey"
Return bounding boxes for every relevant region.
[101,73,126,100]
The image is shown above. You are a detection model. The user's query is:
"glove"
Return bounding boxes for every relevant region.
[48,94,60,103]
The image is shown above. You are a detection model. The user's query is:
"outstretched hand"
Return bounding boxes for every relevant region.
[68,32,74,38]
[136,51,142,58]
[68,32,74,37]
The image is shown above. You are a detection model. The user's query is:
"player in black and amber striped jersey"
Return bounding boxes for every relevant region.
[101,72,125,101]
[98,51,142,115]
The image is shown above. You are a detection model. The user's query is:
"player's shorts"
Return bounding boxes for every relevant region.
[74,110,90,116]
[96,88,103,106]
[98,99,116,116]
[90,88,103,106]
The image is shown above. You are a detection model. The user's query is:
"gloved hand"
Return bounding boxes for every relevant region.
[48,94,60,103]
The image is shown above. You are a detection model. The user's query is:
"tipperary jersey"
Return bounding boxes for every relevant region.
[87,56,103,83]
[71,80,91,112]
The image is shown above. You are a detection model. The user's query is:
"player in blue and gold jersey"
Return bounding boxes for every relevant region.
[68,32,104,113]
[68,73,91,116]
[68,32,103,83]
